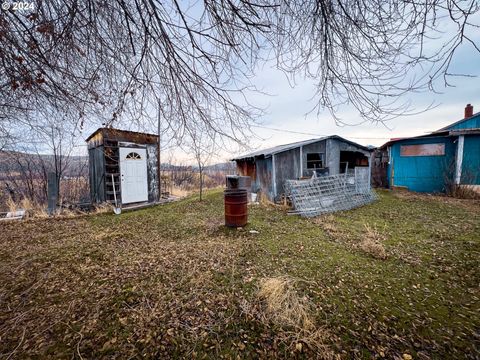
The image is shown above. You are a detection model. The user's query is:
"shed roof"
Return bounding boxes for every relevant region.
[379,110,480,149]
[436,111,480,132]
[86,127,158,144]
[232,135,371,161]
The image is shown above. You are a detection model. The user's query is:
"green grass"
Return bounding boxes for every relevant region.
[0,190,479,359]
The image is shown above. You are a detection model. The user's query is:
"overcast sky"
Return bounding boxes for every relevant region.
[174,20,479,164]
[78,13,480,165]
[235,40,478,150]
[168,36,479,164]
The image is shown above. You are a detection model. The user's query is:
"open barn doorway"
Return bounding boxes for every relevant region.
[340,151,369,173]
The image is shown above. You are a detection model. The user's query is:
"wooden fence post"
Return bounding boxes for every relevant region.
[47,172,58,215]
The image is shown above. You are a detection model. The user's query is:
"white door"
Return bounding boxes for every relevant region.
[119,147,148,204]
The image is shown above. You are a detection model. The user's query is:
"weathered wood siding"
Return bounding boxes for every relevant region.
[146,144,159,202]
[274,148,301,198]
[236,160,256,181]
[326,138,370,175]
[254,157,273,199]
[88,146,106,203]
[372,148,389,188]
[302,140,327,177]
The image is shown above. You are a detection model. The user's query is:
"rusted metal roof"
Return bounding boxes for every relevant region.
[85,127,158,144]
[232,135,372,161]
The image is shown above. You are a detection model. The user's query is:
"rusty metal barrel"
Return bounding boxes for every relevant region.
[224,188,248,227]
[226,175,252,202]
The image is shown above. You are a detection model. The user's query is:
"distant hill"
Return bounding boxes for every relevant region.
[0,151,236,179]
[0,151,88,179]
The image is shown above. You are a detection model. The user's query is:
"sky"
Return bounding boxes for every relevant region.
[168,45,479,164]
[226,41,480,158]
[76,8,480,165]
[170,16,480,164]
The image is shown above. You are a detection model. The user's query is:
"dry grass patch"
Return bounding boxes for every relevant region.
[392,189,480,212]
[313,215,339,236]
[258,277,313,330]
[6,196,49,218]
[257,192,290,211]
[257,276,336,358]
[314,216,388,260]
[358,224,388,260]
[170,185,192,198]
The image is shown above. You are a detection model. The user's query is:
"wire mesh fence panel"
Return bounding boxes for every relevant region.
[285,168,377,217]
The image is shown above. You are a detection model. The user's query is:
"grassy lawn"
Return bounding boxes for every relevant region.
[0,190,479,359]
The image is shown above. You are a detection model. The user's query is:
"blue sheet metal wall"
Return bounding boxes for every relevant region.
[461,135,480,185]
[388,137,456,193]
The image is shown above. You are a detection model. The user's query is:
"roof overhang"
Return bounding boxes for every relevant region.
[86,127,158,143]
[232,135,372,161]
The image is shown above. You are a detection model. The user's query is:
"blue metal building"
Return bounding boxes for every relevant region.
[381,104,480,193]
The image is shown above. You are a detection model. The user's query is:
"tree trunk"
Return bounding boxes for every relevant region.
[199,167,203,201]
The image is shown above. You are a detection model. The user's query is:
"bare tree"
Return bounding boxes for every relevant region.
[272,0,480,123]
[2,148,44,203]
[183,128,218,201]
[0,0,478,143]
[1,106,79,206]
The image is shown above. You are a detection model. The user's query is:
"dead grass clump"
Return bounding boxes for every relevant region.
[5,197,49,218]
[258,277,314,330]
[257,277,336,358]
[359,224,388,260]
[448,185,480,200]
[6,196,17,212]
[170,186,191,198]
[257,192,290,211]
[93,202,113,214]
[258,191,275,207]
[19,197,33,211]
[30,205,48,218]
[313,215,339,236]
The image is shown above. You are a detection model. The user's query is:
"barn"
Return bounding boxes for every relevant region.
[232,136,373,201]
[86,128,160,205]
[379,104,480,193]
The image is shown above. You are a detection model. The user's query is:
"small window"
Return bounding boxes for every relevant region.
[400,144,445,157]
[307,153,324,169]
[126,152,142,160]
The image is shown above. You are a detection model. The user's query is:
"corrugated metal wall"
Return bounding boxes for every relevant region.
[88,147,106,202]
[388,137,456,192]
[461,135,480,185]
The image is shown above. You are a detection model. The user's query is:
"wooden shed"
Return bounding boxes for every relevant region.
[232,136,373,202]
[86,128,159,205]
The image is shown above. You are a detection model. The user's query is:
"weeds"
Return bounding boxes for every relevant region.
[257,277,335,358]
[358,224,388,260]
[258,276,314,330]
